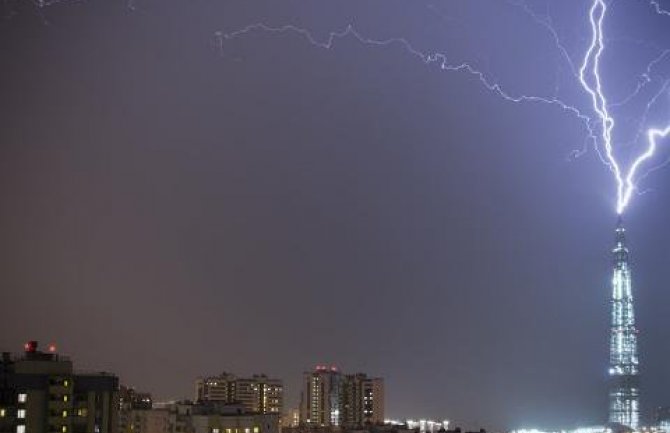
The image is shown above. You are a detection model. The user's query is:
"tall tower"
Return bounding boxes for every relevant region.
[608,218,640,429]
[300,366,342,427]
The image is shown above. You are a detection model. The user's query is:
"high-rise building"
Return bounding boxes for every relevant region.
[0,341,119,433]
[196,373,237,403]
[300,366,342,427]
[195,373,283,415]
[360,376,384,426]
[341,374,384,427]
[299,366,384,428]
[607,219,640,429]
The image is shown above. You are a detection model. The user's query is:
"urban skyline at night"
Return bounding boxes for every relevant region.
[2,0,670,431]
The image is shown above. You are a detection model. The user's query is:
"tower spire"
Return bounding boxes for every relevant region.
[608,217,640,429]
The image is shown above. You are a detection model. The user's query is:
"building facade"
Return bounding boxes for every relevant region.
[195,374,283,415]
[282,408,299,428]
[118,386,157,433]
[0,341,118,433]
[300,367,384,428]
[607,220,640,429]
[341,374,384,427]
[150,401,279,433]
[119,409,169,433]
[300,366,342,427]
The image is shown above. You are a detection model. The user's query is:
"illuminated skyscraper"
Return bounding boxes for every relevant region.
[608,218,640,429]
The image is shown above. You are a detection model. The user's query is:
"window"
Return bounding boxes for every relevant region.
[254,427,260,433]
[63,395,68,402]
[62,426,67,433]
[18,393,27,403]
[17,426,25,433]
[63,380,69,387]
[0,408,5,417]
[62,410,68,418]
[213,429,220,433]
[17,409,26,419]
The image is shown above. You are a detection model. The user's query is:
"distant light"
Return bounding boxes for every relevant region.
[48,344,57,353]
[24,341,37,353]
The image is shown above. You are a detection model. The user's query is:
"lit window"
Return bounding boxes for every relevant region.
[18,394,27,403]
[63,380,69,387]
[63,395,68,402]
[213,429,220,433]
[62,410,68,418]
[17,409,26,419]
[0,409,5,417]
[62,426,68,433]
[17,426,25,433]
[254,427,260,433]
[245,428,251,433]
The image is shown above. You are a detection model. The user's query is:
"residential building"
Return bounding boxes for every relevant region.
[195,373,283,415]
[0,341,118,433]
[344,374,383,426]
[118,386,158,433]
[120,408,169,433]
[153,401,279,433]
[300,366,342,427]
[300,367,384,428]
[282,408,299,428]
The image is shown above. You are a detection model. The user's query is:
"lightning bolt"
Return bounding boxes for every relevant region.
[580,0,670,214]
[219,22,597,157]
[19,0,669,214]
[221,2,670,215]
[648,0,670,16]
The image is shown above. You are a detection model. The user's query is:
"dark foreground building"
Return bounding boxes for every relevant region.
[0,341,118,433]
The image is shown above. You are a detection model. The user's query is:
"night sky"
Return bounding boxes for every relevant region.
[1,0,670,430]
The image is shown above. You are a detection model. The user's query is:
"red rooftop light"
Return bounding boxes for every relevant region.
[24,341,38,353]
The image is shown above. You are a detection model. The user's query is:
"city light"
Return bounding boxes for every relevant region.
[385,418,450,432]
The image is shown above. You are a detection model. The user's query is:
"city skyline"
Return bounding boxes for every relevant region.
[2,0,670,430]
